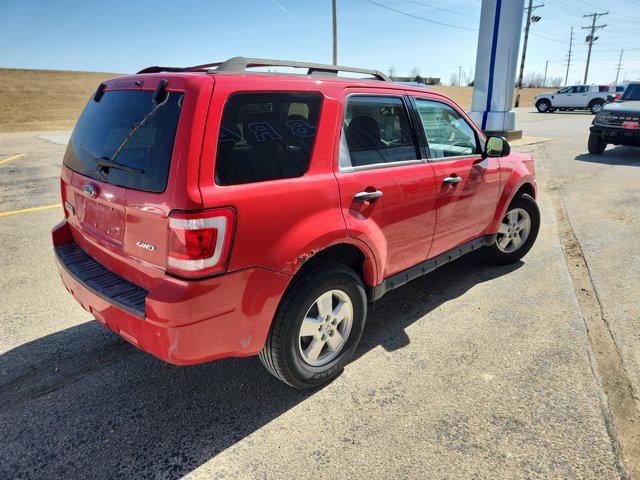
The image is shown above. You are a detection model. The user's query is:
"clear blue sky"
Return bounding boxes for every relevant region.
[1,0,639,84]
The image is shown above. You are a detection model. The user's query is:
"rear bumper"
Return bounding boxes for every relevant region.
[52,220,291,365]
[591,125,640,146]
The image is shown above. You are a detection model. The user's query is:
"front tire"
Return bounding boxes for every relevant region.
[589,99,605,114]
[588,133,607,154]
[481,193,540,265]
[536,99,551,113]
[259,263,367,389]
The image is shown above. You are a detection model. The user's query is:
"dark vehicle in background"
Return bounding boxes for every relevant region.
[589,82,640,154]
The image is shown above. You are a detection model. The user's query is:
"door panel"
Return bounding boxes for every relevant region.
[429,156,501,256]
[334,91,437,279]
[336,164,437,277]
[411,96,501,257]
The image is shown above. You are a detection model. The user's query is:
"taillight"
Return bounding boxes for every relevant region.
[167,208,235,278]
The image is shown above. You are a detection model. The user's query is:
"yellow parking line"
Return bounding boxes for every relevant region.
[0,203,62,217]
[0,153,27,166]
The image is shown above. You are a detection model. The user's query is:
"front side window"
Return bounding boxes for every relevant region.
[558,87,572,94]
[215,92,322,185]
[413,99,479,159]
[339,96,417,169]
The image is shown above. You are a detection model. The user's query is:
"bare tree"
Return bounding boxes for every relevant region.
[410,66,421,78]
[548,76,563,87]
[523,71,563,88]
[388,66,396,79]
[461,68,474,86]
[449,72,459,86]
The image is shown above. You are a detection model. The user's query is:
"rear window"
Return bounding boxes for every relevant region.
[63,89,184,192]
[215,92,322,186]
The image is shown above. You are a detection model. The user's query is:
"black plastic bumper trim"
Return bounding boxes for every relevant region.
[368,234,495,302]
[55,243,148,318]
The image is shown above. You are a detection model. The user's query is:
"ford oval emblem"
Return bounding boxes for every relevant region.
[82,183,98,198]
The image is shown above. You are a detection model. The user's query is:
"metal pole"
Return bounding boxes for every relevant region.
[543,60,548,87]
[332,0,338,65]
[583,12,608,84]
[565,26,573,86]
[515,0,542,107]
[584,15,596,84]
[615,48,623,84]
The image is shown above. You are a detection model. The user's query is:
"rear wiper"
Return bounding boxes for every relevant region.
[108,80,170,166]
[94,156,145,174]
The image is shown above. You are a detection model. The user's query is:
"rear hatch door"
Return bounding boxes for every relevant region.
[62,74,213,289]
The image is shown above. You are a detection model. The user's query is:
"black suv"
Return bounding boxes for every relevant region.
[589,83,640,154]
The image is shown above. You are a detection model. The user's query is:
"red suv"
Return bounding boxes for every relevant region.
[53,57,539,388]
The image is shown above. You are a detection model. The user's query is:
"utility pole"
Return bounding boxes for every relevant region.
[615,48,623,84]
[458,66,462,86]
[543,60,548,87]
[582,12,608,84]
[565,26,573,86]
[515,0,544,107]
[332,0,338,65]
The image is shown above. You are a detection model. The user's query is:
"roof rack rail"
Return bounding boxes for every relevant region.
[137,57,391,81]
[137,66,189,74]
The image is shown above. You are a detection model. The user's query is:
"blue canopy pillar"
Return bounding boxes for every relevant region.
[468,0,525,139]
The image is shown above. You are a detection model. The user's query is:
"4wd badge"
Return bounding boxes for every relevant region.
[135,241,156,251]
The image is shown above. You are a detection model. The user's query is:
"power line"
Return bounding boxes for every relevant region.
[530,31,571,43]
[403,0,478,20]
[364,0,478,31]
[582,11,608,84]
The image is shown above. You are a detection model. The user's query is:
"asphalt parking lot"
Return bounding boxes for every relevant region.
[1,108,639,479]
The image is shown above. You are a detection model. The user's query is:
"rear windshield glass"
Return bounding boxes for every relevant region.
[63,89,184,192]
[215,92,322,186]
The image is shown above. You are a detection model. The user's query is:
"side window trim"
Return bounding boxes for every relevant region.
[409,96,484,163]
[338,92,425,173]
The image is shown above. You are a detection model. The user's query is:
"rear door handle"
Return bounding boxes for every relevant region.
[354,190,383,202]
[443,176,461,185]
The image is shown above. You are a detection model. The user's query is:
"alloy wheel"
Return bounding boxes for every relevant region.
[298,289,353,367]
[496,208,532,253]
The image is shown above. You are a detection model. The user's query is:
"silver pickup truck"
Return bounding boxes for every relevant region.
[534,85,625,115]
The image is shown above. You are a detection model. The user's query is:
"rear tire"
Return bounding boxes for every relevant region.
[588,133,607,154]
[589,99,605,114]
[259,263,367,389]
[481,193,540,265]
[536,99,552,113]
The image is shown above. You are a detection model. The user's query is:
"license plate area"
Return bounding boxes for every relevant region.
[75,193,125,245]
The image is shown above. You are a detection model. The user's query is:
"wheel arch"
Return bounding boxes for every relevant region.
[294,241,377,288]
[488,174,537,235]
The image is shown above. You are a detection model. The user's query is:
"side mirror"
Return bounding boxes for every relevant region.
[484,136,510,158]
[606,95,615,103]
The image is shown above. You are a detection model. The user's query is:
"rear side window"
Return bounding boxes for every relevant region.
[414,99,479,158]
[215,92,322,186]
[63,89,184,192]
[339,96,417,169]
